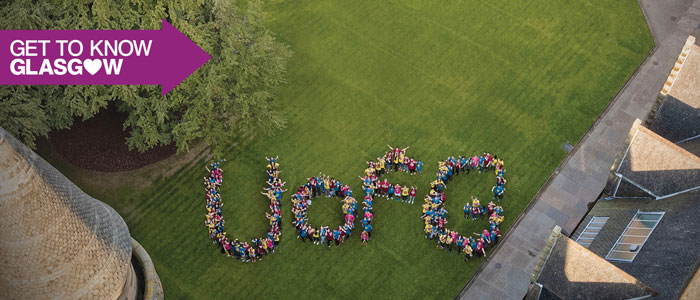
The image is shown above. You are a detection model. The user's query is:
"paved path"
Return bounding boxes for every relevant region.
[457,1,700,299]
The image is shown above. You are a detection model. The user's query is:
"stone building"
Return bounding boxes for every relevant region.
[0,127,163,299]
[527,35,700,300]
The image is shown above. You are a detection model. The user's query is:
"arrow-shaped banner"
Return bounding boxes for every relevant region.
[0,19,211,95]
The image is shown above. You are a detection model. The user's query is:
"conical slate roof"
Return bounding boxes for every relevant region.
[0,127,133,299]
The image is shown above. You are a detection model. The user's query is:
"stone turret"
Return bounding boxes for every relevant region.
[0,127,163,299]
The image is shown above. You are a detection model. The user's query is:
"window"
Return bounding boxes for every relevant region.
[605,211,664,262]
[576,216,608,248]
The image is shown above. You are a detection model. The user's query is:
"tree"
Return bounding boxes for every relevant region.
[0,0,292,157]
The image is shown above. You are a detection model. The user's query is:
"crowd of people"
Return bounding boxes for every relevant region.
[202,149,508,257]
[357,146,421,244]
[421,153,506,261]
[382,145,423,175]
[360,145,420,204]
[291,174,357,247]
[203,157,284,263]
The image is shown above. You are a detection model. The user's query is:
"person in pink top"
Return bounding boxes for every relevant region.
[361,230,369,246]
[345,213,355,224]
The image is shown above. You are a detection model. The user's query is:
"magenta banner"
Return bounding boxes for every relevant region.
[0,19,210,95]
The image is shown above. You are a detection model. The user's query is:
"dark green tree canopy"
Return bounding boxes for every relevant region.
[0,0,291,156]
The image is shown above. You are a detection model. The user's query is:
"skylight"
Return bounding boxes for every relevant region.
[605,211,664,262]
[576,216,609,248]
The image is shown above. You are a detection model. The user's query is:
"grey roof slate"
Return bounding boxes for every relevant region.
[616,125,700,197]
[650,95,700,143]
[535,234,655,300]
[581,193,700,300]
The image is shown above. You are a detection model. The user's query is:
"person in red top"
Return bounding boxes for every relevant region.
[385,151,393,171]
[326,230,333,247]
[409,186,417,204]
[387,145,409,171]
[476,238,486,257]
[381,179,390,198]
[408,159,417,175]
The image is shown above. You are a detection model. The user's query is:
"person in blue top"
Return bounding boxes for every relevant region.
[334,181,341,196]
[417,160,423,175]
[364,185,373,195]
[464,202,471,219]
[318,178,325,195]
[387,185,394,201]
[495,205,503,215]
[365,224,372,238]
[479,155,485,173]
[333,230,340,246]
[299,225,307,242]
[319,226,327,245]
[492,184,505,201]
[460,156,468,174]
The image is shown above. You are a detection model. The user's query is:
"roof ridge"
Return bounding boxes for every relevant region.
[635,124,700,164]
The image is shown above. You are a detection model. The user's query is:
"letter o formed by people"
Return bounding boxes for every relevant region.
[203,157,284,263]
[422,153,506,260]
[291,175,357,247]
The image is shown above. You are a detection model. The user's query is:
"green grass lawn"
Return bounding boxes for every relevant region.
[39,0,652,298]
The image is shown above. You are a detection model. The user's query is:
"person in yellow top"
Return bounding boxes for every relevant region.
[424,224,433,239]
[463,244,473,261]
[401,185,409,202]
[248,246,257,262]
[312,229,320,245]
[494,158,504,174]
[261,239,268,254]
[438,233,446,248]
[446,235,454,254]
[365,167,374,177]
[377,158,385,175]
[471,196,480,208]
[261,189,275,199]
[266,212,276,225]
